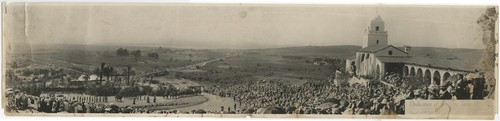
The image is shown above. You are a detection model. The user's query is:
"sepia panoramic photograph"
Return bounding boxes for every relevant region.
[1,2,498,119]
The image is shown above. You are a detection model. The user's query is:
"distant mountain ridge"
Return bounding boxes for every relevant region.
[252,45,485,59]
[255,45,361,58]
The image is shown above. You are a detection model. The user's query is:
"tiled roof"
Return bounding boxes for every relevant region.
[358,45,408,55]
[354,45,482,72]
[358,45,391,53]
[375,55,479,72]
[405,56,479,72]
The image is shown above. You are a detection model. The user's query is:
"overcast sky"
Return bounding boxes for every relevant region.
[4,3,489,49]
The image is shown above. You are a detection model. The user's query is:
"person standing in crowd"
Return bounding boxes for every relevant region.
[467,80,475,99]
[456,75,468,99]
[74,103,83,113]
[39,98,47,112]
[234,103,237,111]
[439,86,452,99]
[472,79,485,99]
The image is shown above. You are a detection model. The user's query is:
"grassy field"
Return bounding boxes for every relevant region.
[174,53,340,86]
[11,44,230,74]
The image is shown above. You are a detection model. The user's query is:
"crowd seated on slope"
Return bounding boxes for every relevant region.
[205,79,407,115]
[5,71,487,114]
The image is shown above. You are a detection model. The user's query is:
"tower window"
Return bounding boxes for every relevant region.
[376,40,379,44]
[376,26,380,31]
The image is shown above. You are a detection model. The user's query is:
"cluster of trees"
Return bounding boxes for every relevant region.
[17,84,44,96]
[116,86,141,98]
[152,84,178,96]
[93,65,115,81]
[155,47,174,53]
[116,48,130,56]
[116,48,159,59]
[91,63,137,86]
[117,48,142,57]
[148,52,160,59]
[85,84,121,96]
[131,50,141,57]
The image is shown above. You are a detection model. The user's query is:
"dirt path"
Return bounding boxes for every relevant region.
[162,93,236,112]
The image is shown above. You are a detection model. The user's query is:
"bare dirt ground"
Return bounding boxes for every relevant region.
[162,93,236,112]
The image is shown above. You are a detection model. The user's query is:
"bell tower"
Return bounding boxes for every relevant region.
[362,15,388,48]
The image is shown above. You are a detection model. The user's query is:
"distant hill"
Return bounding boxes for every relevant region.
[252,45,485,71]
[406,47,484,59]
[251,45,485,61]
[94,40,286,50]
[254,45,361,58]
[405,47,485,71]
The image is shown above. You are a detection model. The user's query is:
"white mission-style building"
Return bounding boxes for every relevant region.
[345,15,475,87]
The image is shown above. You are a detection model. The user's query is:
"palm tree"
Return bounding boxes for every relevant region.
[100,63,106,85]
[127,65,132,86]
[103,66,115,81]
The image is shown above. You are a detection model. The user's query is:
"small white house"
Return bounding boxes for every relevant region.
[76,74,99,81]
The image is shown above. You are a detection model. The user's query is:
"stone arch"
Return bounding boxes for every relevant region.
[416,68,423,81]
[410,67,416,77]
[433,71,441,86]
[424,69,431,84]
[403,66,409,76]
[443,72,451,82]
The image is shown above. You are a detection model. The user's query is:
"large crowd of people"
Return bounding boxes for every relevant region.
[205,79,407,115]
[404,74,487,100]
[5,71,487,115]
[6,92,123,113]
[5,91,199,114]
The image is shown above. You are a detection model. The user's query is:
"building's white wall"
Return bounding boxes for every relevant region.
[363,16,388,48]
[355,52,362,72]
[363,34,388,47]
[356,52,382,79]
[345,59,351,70]
[362,35,368,48]
[345,59,353,71]
[376,59,384,79]
[370,20,385,31]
